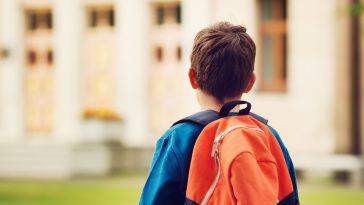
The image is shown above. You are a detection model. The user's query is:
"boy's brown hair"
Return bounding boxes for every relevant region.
[191,22,256,102]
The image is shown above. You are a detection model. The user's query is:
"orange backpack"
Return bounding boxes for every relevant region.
[186,101,295,205]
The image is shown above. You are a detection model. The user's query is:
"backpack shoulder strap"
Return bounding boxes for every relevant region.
[172,110,268,127]
[172,110,220,127]
[249,112,269,125]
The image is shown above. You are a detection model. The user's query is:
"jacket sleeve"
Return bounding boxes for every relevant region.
[139,133,185,205]
[230,153,279,205]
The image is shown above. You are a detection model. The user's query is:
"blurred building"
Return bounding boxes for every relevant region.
[0,0,363,179]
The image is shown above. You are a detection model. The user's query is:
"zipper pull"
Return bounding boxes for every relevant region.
[211,132,225,157]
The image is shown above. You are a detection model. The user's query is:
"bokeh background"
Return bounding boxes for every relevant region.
[0,0,364,204]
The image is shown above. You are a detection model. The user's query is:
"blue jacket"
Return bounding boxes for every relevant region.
[139,120,299,205]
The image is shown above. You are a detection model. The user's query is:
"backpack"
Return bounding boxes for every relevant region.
[174,101,298,205]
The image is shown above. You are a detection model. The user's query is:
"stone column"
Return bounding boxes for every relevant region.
[116,0,150,146]
[53,0,83,143]
[0,0,25,142]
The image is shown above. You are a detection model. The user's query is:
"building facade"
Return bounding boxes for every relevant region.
[0,0,363,178]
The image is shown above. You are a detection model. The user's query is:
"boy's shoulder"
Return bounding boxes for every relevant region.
[156,120,205,170]
[160,120,203,143]
[157,118,203,151]
[160,110,218,142]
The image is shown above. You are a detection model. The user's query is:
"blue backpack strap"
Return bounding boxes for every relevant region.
[172,110,268,127]
[249,112,268,125]
[172,110,220,127]
[174,101,252,127]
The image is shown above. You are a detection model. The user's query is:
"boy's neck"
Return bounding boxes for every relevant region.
[197,90,242,112]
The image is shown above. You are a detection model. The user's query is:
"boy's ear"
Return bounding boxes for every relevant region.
[188,68,199,89]
[244,73,256,93]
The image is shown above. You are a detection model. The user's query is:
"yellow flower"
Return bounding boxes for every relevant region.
[82,107,122,122]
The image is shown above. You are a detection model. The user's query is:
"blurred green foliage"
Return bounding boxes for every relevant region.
[349,3,364,16]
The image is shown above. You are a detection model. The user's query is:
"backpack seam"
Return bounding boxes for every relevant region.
[232,151,278,168]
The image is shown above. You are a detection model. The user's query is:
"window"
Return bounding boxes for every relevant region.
[88,6,115,28]
[27,49,54,66]
[24,48,54,134]
[46,50,53,65]
[176,45,182,61]
[259,0,287,92]
[155,46,163,62]
[156,6,164,25]
[154,3,181,25]
[83,5,117,113]
[26,9,52,31]
[0,48,9,59]
[27,50,37,65]
[24,8,54,135]
[149,2,183,138]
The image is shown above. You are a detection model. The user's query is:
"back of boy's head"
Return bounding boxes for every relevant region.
[191,22,256,102]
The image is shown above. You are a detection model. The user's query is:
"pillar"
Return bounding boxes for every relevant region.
[0,0,25,142]
[116,0,150,146]
[53,0,83,143]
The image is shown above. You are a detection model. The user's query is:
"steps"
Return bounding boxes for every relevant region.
[294,154,363,186]
[0,143,154,179]
[0,144,72,179]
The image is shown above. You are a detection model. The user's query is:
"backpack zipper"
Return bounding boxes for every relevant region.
[201,125,264,205]
[211,125,264,158]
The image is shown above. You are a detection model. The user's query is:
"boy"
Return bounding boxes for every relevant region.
[139,22,298,205]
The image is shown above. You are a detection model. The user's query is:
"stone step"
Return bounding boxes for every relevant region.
[0,143,154,179]
[293,154,363,186]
